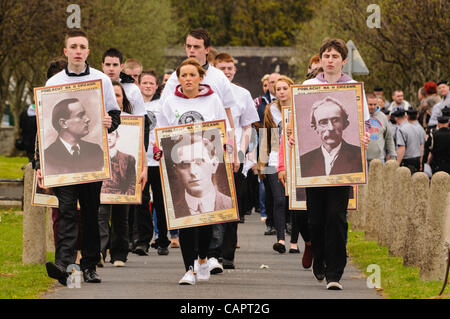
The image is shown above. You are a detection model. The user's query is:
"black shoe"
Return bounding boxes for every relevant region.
[134,245,149,256]
[82,268,101,283]
[223,259,235,269]
[150,240,158,249]
[45,262,69,286]
[239,215,245,223]
[312,261,326,282]
[157,246,169,256]
[264,226,276,236]
[289,248,300,254]
[273,242,286,254]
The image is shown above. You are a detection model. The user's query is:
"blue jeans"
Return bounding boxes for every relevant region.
[259,179,266,218]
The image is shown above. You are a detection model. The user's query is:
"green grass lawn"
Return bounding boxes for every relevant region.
[0,209,55,299]
[347,227,449,299]
[0,156,29,179]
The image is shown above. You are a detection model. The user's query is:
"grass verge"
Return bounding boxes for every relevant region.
[0,208,55,299]
[0,156,29,179]
[347,226,449,299]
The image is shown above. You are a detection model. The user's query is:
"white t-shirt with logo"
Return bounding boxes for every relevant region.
[159,85,230,130]
[160,64,237,111]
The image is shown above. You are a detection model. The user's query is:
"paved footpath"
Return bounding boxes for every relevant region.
[43,212,382,300]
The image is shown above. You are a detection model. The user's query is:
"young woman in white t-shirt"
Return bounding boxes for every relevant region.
[160,58,229,285]
[259,76,311,256]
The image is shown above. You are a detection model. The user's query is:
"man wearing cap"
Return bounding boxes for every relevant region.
[406,108,426,170]
[392,109,422,174]
[428,80,450,129]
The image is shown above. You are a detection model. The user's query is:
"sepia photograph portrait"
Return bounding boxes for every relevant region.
[34,80,111,188]
[292,83,367,187]
[100,116,144,204]
[155,121,238,230]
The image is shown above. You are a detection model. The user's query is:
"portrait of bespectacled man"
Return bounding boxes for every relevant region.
[298,92,363,178]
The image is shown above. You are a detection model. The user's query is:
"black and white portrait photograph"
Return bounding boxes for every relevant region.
[100,116,144,204]
[155,121,238,230]
[292,83,367,187]
[34,80,111,187]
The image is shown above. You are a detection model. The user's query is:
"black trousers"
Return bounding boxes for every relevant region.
[306,186,349,282]
[262,176,274,227]
[208,164,245,261]
[400,157,420,174]
[148,166,170,248]
[267,172,288,241]
[134,168,154,249]
[179,225,212,271]
[53,181,102,271]
[290,210,310,244]
[98,204,129,262]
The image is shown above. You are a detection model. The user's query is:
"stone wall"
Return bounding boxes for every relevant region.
[349,159,450,281]
[0,127,16,156]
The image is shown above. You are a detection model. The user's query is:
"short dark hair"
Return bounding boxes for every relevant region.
[52,98,80,132]
[139,69,158,84]
[319,38,348,61]
[102,48,123,64]
[47,57,67,80]
[65,30,88,47]
[187,28,211,48]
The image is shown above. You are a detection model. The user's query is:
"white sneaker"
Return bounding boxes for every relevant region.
[113,260,125,267]
[207,257,223,274]
[179,268,196,285]
[196,261,210,281]
[326,281,343,290]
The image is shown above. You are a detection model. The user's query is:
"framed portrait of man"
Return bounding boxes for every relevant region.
[34,80,111,188]
[31,171,58,208]
[100,115,144,204]
[155,120,239,230]
[292,83,367,187]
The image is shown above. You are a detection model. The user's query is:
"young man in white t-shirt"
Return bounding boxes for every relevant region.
[35,30,121,286]
[205,53,260,271]
[101,49,150,257]
[138,69,174,256]
[301,38,370,291]
[160,28,239,171]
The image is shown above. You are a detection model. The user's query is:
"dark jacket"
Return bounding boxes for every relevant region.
[300,140,363,178]
[173,189,233,219]
[430,127,450,174]
[43,138,104,175]
[101,150,136,195]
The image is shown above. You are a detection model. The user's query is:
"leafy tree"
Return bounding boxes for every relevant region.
[294,0,449,105]
[1,0,179,155]
[170,0,314,46]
